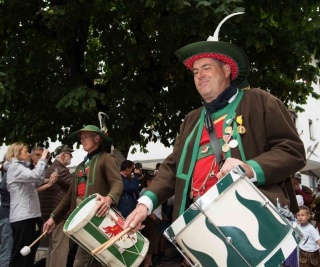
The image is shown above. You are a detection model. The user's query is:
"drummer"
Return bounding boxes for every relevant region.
[43,125,123,267]
[124,13,306,235]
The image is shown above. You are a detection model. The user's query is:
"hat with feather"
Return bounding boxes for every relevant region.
[69,125,112,146]
[175,12,249,85]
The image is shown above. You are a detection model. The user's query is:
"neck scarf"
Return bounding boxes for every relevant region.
[84,146,102,162]
[203,82,238,113]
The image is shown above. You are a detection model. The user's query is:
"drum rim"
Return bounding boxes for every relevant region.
[64,193,99,233]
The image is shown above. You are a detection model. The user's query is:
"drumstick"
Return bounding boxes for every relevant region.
[29,231,48,248]
[91,227,132,255]
[20,231,48,256]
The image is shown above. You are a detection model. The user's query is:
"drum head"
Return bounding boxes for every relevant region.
[64,193,98,233]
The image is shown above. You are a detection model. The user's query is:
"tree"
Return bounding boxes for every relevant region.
[0,0,319,157]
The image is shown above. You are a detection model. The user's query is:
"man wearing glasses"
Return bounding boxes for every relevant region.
[30,146,45,169]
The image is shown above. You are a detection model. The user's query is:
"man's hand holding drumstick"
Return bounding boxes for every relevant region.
[43,218,56,233]
[123,204,148,234]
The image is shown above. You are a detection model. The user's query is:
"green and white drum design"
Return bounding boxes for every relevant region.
[64,193,149,267]
[165,168,299,267]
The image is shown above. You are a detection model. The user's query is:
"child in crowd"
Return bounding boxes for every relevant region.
[297,205,320,267]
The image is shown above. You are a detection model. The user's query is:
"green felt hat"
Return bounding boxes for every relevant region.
[175,12,249,85]
[69,125,112,145]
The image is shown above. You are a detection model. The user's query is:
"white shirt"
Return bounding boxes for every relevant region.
[153,205,162,220]
[299,223,320,252]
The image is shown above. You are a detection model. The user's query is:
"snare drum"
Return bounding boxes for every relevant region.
[64,193,149,267]
[165,167,299,267]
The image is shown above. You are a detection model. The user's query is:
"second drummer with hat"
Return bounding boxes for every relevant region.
[43,125,123,267]
[125,12,306,235]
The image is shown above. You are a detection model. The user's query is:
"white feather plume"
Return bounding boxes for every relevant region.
[98,111,109,132]
[207,12,245,41]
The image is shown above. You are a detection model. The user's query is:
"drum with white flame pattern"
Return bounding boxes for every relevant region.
[164,167,299,267]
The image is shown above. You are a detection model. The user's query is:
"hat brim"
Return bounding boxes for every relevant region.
[69,128,112,145]
[54,146,74,155]
[64,149,74,153]
[175,41,249,85]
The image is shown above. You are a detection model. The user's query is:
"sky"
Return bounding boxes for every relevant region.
[127,140,173,162]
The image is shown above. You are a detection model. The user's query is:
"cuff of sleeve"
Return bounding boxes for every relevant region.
[246,159,265,185]
[249,167,257,183]
[138,196,153,215]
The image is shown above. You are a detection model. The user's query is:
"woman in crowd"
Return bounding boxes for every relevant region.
[5,142,55,267]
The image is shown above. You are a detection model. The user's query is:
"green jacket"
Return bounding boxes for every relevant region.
[144,88,306,220]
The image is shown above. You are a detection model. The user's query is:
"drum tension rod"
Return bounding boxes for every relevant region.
[163,232,199,267]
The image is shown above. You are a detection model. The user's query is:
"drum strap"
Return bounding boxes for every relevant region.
[205,111,223,168]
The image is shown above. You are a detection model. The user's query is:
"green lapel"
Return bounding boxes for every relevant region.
[176,90,245,216]
[176,108,205,216]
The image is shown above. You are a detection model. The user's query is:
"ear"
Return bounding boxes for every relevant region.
[223,64,232,78]
[94,135,100,143]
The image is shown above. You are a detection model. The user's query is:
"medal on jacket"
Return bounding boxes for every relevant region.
[222,143,230,152]
[229,139,238,148]
[222,135,231,152]
[236,115,246,134]
[225,126,233,134]
[237,125,246,134]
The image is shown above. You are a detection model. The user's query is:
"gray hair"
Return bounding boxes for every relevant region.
[31,146,44,154]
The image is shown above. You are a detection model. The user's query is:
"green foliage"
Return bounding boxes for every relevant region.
[0,0,319,157]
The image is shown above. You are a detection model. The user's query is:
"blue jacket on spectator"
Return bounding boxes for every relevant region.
[117,173,140,218]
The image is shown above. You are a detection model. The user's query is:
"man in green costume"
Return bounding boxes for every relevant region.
[125,12,305,232]
[43,125,123,267]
